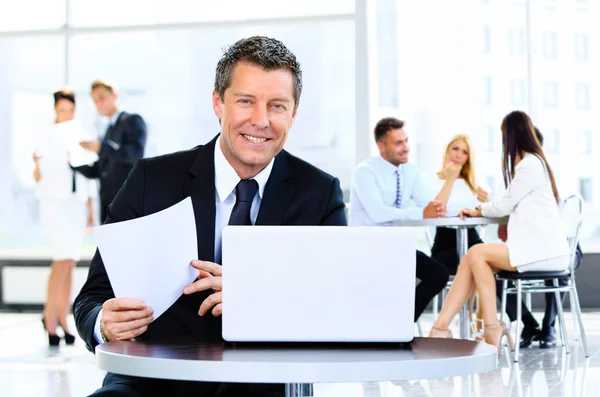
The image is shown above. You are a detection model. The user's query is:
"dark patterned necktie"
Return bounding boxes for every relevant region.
[228,179,259,225]
[394,169,402,208]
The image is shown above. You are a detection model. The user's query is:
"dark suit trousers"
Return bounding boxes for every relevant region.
[100,194,111,225]
[415,251,449,322]
[431,227,483,275]
[89,373,284,397]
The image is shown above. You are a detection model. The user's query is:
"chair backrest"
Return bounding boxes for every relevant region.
[559,194,584,272]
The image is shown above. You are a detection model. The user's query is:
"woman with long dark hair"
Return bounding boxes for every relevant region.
[33,89,97,346]
[428,110,570,356]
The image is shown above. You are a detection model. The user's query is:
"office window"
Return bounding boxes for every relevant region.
[376,0,398,108]
[542,32,557,60]
[69,0,355,26]
[579,178,593,202]
[484,77,492,104]
[541,0,557,9]
[0,0,65,31]
[543,82,559,108]
[510,79,526,105]
[575,0,589,11]
[483,27,491,54]
[575,84,590,109]
[544,128,560,153]
[577,130,592,155]
[508,29,525,56]
[487,125,495,152]
[575,34,589,62]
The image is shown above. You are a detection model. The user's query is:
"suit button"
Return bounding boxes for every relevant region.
[101,172,108,178]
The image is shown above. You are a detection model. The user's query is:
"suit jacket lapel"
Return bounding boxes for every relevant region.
[107,112,126,144]
[256,150,292,225]
[183,136,218,262]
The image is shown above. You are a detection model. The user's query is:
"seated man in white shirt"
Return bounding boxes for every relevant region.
[349,117,448,322]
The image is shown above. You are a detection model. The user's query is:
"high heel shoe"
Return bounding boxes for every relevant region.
[429,326,453,338]
[59,325,76,345]
[484,321,515,357]
[41,317,61,347]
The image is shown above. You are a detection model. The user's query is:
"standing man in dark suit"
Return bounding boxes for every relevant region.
[74,36,346,397]
[76,79,147,223]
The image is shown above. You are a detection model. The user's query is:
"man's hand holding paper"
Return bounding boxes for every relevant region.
[93,197,199,342]
[183,260,223,317]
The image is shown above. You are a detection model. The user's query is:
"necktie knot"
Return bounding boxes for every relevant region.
[228,179,258,226]
[235,179,258,203]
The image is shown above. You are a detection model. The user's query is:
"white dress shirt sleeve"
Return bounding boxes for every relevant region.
[353,167,423,222]
[410,170,433,208]
[94,309,105,344]
[481,156,545,218]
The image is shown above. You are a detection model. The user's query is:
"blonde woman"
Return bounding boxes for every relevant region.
[424,134,489,274]
[33,89,97,346]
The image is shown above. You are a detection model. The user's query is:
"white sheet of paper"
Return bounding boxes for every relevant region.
[93,197,199,320]
[56,120,99,167]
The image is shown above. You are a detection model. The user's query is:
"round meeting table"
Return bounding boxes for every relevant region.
[96,337,498,397]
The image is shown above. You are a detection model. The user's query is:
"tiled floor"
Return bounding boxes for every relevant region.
[1,312,599,397]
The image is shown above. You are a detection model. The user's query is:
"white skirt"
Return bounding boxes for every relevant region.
[517,255,571,273]
[39,196,87,261]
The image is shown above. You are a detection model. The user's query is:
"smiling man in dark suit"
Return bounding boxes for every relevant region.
[74,36,347,397]
[76,79,147,223]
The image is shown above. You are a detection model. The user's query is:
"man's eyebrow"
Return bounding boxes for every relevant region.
[232,92,257,98]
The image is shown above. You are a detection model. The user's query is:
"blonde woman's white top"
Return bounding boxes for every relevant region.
[423,175,479,217]
[481,153,569,268]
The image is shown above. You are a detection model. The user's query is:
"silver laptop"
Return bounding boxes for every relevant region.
[221,226,416,343]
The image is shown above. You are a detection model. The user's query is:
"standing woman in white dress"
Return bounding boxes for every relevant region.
[33,89,97,346]
[428,110,570,356]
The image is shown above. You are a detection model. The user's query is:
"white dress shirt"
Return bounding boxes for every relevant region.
[349,155,432,226]
[422,175,480,217]
[481,153,570,268]
[94,137,274,343]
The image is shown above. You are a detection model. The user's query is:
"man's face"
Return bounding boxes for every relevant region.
[91,87,118,117]
[213,62,297,178]
[377,128,410,166]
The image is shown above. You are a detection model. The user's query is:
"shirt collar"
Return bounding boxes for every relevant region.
[214,136,274,203]
[377,154,403,174]
[109,110,122,126]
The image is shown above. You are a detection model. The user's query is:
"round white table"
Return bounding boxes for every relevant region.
[393,217,509,338]
[96,337,498,397]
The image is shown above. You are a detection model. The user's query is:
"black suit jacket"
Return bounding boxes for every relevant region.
[74,135,347,352]
[75,111,147,202]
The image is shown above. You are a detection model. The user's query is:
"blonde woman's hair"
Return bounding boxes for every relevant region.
[441,134,477,194]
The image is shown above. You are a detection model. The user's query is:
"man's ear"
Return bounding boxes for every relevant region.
[212,91,223,121]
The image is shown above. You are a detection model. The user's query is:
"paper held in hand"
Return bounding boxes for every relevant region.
[93,197,198,320]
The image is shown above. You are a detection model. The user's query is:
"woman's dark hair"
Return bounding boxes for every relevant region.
[53,89,75,106]
[501,110,559,203]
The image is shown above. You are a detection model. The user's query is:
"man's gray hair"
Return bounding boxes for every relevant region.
[214,36,303,111]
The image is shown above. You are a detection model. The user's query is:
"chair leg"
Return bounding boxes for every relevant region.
[514,280,522,362]
[570,291,579,341]
[500,280,508,324]
[553,279,570,354]
[571,281,589,357]
[416,320,423,337]
[433,294,439,318]
[526,293,532,311]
